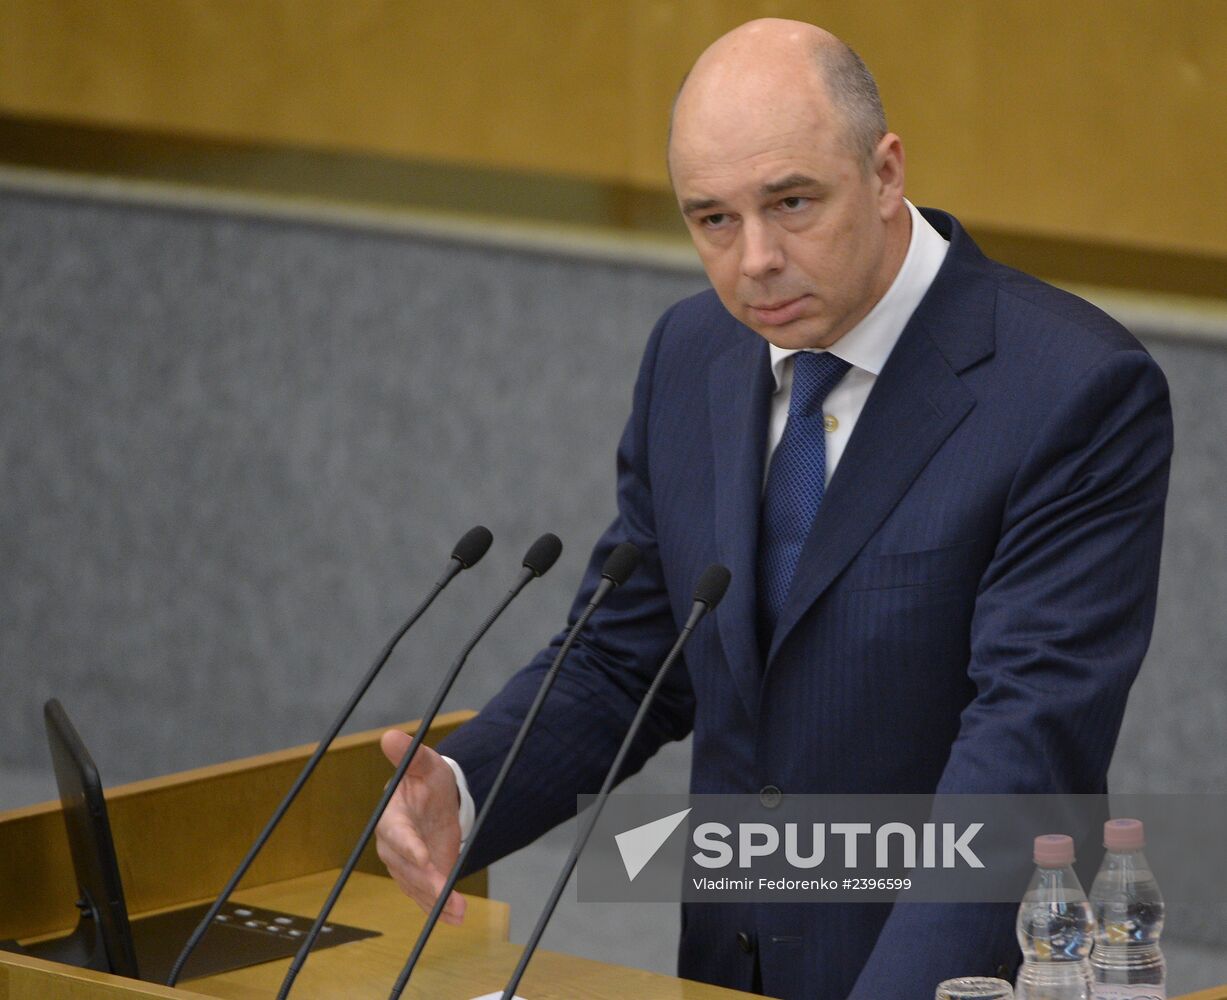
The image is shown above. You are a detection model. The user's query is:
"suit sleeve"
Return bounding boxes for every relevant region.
[436,306,696,874]
[849,347,1174,997]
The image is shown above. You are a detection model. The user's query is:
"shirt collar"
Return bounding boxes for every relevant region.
[768,200,949,389]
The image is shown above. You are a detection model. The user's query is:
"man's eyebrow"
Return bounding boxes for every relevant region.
[760,173,824,196]
[680,175,827,215]
[681,196,721,215]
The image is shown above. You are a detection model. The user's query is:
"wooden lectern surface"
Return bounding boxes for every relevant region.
[0,868,754,999]
[0,712,753,998]
[181,869,752,999]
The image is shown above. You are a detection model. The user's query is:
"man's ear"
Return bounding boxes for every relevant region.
[874,132,906,219]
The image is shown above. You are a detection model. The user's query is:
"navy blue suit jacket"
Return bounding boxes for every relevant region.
[438,210,1173,998]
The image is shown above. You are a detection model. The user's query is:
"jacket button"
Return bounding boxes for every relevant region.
[736,930,755,954]
[995,963,1012,979]
[759,785,782,808]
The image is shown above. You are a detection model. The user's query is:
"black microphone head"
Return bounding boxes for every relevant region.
[522,533,563,577]
[693,564,732,610]
[600,542,641,587]
[452,525,493,569]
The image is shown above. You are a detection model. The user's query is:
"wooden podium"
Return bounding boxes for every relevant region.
[3,713,1222,1000]
[0,711,752,999]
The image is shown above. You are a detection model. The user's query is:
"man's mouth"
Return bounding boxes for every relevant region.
[747,296,809,326]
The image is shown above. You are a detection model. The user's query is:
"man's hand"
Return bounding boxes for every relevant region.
[374,729,467,925]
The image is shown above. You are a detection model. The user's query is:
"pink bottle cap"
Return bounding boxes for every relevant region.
[1033,833,1075,867]
[1104,818,1146,851]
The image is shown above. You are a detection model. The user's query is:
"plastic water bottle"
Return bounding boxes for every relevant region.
[1088,819,1165,1000]
[1015,834,1095,1000]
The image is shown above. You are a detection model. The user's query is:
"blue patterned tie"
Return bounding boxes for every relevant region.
[758,351,851,645]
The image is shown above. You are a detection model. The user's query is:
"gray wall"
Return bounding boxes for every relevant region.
[2,181,1224,987]
[0,183,706,781]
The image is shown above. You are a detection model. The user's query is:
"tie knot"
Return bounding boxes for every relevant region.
[789,352,851,418]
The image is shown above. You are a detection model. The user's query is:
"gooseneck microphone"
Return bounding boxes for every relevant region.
[498,563,730,1000]
[165,525,493,986]
[276,532,563,999]
[388,541,642,996]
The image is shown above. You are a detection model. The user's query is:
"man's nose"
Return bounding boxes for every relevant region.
[739,217,785,280]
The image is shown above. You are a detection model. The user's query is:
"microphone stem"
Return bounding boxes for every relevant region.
[166,559,461,986]
[501,606,706,1000]
[388,577,614,997]
[276,571,533,1000]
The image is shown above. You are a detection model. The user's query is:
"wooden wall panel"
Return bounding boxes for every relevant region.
[1,0,1224,260]
[0,1,634,177]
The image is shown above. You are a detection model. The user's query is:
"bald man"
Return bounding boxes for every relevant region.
[376,19,1171,999]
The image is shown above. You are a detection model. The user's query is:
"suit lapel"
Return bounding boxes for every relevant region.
[709,333,774,721]
[766,216,998,666]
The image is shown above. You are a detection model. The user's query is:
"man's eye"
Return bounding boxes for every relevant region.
[701,213,730,229]
[778,196,808,211]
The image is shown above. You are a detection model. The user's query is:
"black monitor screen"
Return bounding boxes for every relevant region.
[42,697,141,977]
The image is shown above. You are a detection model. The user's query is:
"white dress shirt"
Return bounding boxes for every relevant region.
[444,200,949,841]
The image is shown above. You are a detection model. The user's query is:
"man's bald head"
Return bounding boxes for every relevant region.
[669,19,886,169]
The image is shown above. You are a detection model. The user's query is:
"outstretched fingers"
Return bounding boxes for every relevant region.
[375,728,467,924]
